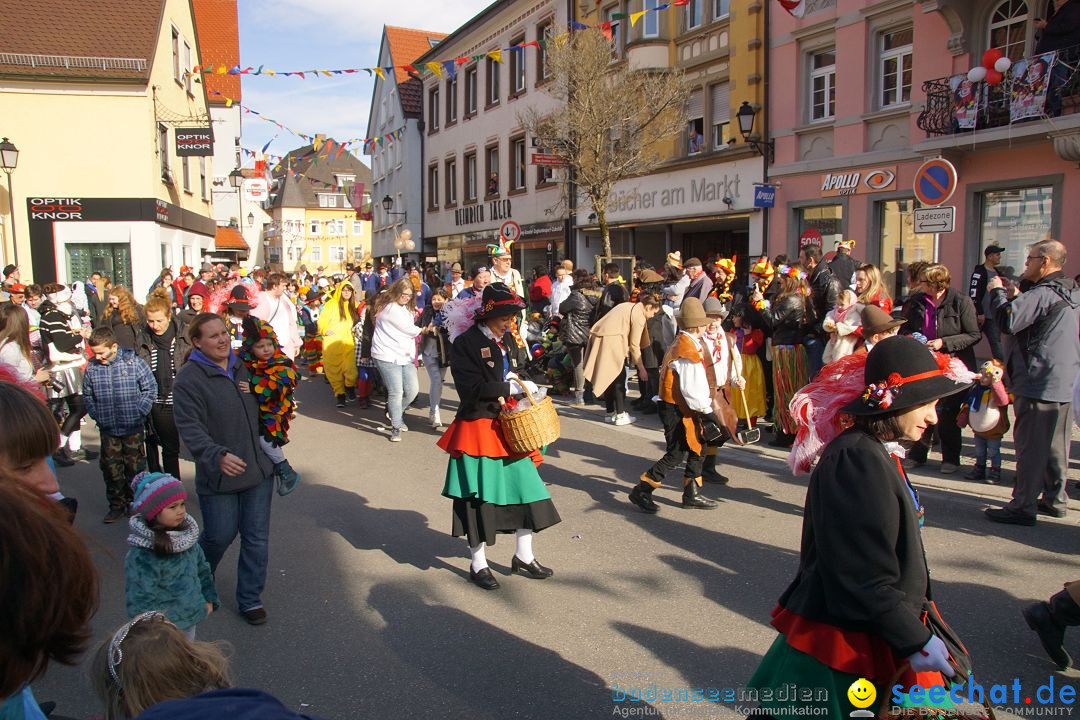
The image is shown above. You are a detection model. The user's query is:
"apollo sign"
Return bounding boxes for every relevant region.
[820,167,896,197]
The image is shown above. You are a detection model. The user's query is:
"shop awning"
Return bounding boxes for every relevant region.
[213,226,248,251]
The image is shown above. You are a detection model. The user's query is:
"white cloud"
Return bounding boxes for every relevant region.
[251,0,493,42]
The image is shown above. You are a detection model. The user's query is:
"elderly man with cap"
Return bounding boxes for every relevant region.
[630,297,723,512]
[969,243,1006,360]
[488,238,527,333]
[682,257,713,304]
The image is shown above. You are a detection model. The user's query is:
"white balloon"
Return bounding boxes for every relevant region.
[967,66,987,83]
[404,239,416,251]
[394,237,404,249]
[399,228,413,243]
[994,57,1012,74]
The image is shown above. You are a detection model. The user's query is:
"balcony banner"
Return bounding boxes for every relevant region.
[949,75,980,130]
[1010,53,1056,123]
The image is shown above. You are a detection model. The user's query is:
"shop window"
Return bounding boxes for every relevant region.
[988,0,1030,61]
[879,27,913,108]
[465,65,478,115]
[643,0,660,37]
[446,75,458,125]
[979,185,1054,280]
[486,55,501,107]
[686,0,703,31]
[429,87,440,132]
[797,205,844,252]
[687,89,704,155]
[428,164,439,209]
[510,36,526,94]
[878,199,936,302]
[809,49,836,122]
[710,83,730,149]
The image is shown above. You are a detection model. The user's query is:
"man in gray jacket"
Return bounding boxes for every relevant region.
[985,239,1080,525]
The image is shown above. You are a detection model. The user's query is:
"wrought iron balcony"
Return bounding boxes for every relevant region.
[917,45,1080,136]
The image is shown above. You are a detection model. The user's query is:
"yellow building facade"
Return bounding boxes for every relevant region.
[0,0,215,295]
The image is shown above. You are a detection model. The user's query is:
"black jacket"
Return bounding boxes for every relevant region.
[100,307,147,350]
[778,428,933,657]
[450,324,527,421]
[559,289,598,346]
[136,319,192,402]
[417,305,449,367]
[592,282,628,325]
[807,263,840,337]
[828,252,858,291]
[1036,0,1080,53]
[967,264,997,315]
[38,301,83,356]
[761,294,809,346]
[901,287,980,370]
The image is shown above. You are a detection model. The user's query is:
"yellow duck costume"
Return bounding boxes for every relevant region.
[316,281,360,397]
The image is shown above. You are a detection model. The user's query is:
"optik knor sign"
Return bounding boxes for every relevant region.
[175,127,214,157]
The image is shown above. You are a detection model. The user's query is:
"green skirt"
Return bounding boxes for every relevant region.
[749,635,955,717]
[441,452,551,505]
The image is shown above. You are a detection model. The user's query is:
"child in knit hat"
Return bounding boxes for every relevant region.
[125,471,219,640]
[240,317,301,495]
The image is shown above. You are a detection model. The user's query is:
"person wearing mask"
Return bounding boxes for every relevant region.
[139,289,192,480]
[252,273,302,360]
[968,244,1005,361]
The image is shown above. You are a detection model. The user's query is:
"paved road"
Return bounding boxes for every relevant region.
[34,372,1080,719]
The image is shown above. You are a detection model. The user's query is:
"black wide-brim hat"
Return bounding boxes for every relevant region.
[475,282,526,321]
[227,285,250,310]
[842,335,972,415]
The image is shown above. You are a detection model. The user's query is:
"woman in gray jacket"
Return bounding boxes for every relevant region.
[173,312,274,626]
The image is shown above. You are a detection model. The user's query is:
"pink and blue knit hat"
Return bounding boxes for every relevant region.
[130,471,186,521]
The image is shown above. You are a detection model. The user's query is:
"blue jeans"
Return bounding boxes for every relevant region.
[375,359,419,429]
[975,436,1002,469]
[804,336,825,380]
[198,476,274,612]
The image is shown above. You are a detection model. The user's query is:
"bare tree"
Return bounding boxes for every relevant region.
[520,29,689,260]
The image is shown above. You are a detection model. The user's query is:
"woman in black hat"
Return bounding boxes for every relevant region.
[438,283,561,590]
[749,336,972,717]
[223,285,252,351]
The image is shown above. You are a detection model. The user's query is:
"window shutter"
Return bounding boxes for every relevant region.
[688,90,704,119]
[711,83,730,123]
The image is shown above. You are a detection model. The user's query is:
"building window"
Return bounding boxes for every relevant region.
[310,220,319,235]
[714,0,729,20]
[511,137,527,191]
[979,185,1054,277]
[797,205,844,251]
[537,159,553,186]
[686,0,703,30]
[182,41,192,93]
[644,0,660,37]
[486,55,500,106]
[329,246,345,261]
[171,27,181,83]
[335,173,355,185]
[446,158,457,206]
[318,194,338,208]
[268,246,281,263]
[687,89,704,154]
[428,164,439,209]
[537,22,553,81]
[988,0,1030,61]
[809,49,836,122]
[486,144,500,196]
[710,83,730,149]
[329,220,345,236]
[182,156,191,193]
[200,157,208,200]
[880,27,913,107]
[607,6,625,61]
[353,246,364,260]
[465,152,477,202]
[879,199,936,301]
[465,65,478,115]
[446,75,458,124]
[510,36,526,94]
[158,123,170,178]
[310,245,322,262]
[353,221,364,234]
[429,87,440,131]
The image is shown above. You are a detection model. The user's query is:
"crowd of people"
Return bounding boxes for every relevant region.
[1,230,1079,717]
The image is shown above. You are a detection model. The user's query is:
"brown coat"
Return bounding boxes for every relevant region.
[582,302,651,396]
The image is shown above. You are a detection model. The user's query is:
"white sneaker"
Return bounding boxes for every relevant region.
[613,413,636,426]
[605,413,617,423]
[389,428,402,443]
[431,409,443,429]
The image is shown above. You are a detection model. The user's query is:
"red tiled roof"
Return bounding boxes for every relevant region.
[214,226,248,251]
[192,0,240,102]
[0,0,162,81]
[385,26,446,85]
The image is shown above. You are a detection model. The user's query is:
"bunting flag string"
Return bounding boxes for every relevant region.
[190,1,695,83]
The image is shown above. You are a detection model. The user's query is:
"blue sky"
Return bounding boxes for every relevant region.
[236,1,493,167]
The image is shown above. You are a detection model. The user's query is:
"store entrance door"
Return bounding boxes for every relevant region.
[682,228,750,279]
[66,244,132,289]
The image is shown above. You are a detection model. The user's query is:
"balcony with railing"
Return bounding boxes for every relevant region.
[916,44,1080,139]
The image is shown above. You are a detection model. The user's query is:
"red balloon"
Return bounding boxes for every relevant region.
[985,69,1004,85]
[982,48,1004,69]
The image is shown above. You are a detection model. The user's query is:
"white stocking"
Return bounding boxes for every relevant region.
[68,430,82,452]
[469,543,488,572]
[59,433,69,451]
[515,529,535,564]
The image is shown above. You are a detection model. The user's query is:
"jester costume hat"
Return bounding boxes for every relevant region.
[749,257,775,284]
[712,255,737,302]
[241,317,298,447]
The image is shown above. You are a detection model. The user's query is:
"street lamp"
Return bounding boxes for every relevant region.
[229,169,244,235]
[0,137,19,266]
[247,211,254,227]
[262,237,270,269]
[735,102,775,162]
[381,194,406,222]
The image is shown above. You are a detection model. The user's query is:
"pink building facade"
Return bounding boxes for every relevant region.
[766,0,1080,301]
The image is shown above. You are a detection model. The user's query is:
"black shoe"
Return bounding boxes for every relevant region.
[81,448,99,460]
[1037,501,1067,518]
[103,508,125,524]
[985,507,1037,526]
[345,388,356,402]
[52,450,75,467]
[682,480,718,509]
[963,466,986,481]
[67,448,89,463]
[469,566,500,590]
[512,555,554,579]
[987,468,1001,484]
[639,401,658,415]
[335,394,346,407]
[768,432,793,448]
[629,482,659,513]
[702,458,729,485]
[242,607,268,625]
[1023,598,1073,670]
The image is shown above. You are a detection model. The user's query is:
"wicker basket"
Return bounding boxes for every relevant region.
[500,386,560,453]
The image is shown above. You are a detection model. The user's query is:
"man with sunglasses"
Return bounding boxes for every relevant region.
[985,239,1080,525]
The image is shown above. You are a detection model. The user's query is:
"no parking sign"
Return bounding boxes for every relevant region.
[913,158,958,207]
